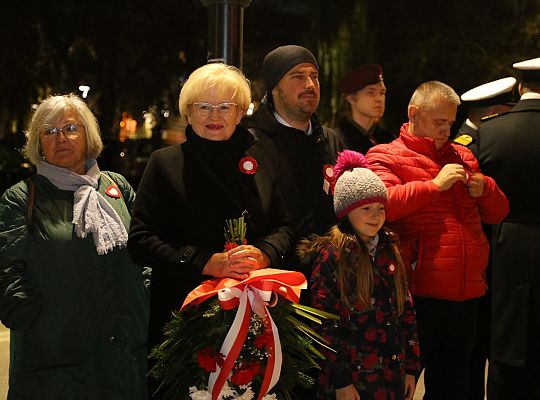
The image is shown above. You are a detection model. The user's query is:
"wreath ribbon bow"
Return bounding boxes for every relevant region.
[181,269,307,400]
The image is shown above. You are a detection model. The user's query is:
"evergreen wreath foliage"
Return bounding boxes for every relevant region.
[150,295,337,399]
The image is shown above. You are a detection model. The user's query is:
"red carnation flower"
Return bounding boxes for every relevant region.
[197,346,223,372]
[230,362,261,386]
[224,239,247,252]
[254,330,273,350]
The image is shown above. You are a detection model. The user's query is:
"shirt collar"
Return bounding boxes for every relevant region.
[521,92,540,100]
[273,111,313,135]
[465,118,478,131]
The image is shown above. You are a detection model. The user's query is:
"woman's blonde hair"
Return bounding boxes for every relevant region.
[178,63,251,119]
[23,94,103,165]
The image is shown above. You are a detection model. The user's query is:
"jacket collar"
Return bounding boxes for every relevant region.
[250,103,326,142]
[511,98,540,113]
[399,122,452,155]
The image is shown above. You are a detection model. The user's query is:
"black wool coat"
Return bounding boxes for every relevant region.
[477,98,540,367]
[335,118,396,156]
[242,103,345,239]
[128,126,296,350]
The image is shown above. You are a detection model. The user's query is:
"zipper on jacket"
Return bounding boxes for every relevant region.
[449,188,467,300]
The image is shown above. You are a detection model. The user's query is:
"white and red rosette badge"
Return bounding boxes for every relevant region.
[239,156,258,175]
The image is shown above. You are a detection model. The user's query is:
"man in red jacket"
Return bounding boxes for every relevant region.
[366,81,509,400]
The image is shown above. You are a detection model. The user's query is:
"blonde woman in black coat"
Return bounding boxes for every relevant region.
[127,63,295,397]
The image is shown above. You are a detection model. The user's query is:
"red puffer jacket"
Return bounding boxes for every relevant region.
[366,123,509,301]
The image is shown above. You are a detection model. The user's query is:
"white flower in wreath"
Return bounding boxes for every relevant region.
[220,382,237,398]
[188,386,211,400]
[236,385,255,400]
[188,383,276,400]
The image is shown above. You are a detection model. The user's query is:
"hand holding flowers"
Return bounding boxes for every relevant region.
[203,245,267,280]
[151,217,337,400]
[203,216,267,280]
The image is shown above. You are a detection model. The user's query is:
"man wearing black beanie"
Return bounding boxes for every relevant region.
[242,42,344,400]
[243,45,344,248]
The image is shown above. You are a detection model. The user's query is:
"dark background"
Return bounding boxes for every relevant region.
[1,0,539,191]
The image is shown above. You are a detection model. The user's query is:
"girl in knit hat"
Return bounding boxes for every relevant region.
[297,150,420,400]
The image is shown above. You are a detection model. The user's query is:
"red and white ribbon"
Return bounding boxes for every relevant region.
[181,269,306,400]
[208,285,282,399]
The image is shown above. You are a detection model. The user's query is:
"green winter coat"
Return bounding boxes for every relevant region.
[0,172,149,400]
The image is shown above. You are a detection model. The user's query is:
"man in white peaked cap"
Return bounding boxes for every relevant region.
[454,77,516,156]
[478,57,540,400]
[453,76,516,400]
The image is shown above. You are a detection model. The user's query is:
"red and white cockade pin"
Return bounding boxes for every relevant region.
[239,156,258,175]
[323,164,335,193]
[388,262,396,274]
[323,164,334,181]
[105,185,121,198]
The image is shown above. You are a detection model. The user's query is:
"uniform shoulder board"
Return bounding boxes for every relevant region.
[481,111,509,122]
[454,134,473,146]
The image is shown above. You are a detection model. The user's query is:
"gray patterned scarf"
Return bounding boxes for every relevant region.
[36,159,128,255]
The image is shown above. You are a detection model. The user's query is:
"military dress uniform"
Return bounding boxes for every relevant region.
[477,57,540,400]
[453,76,517,400]
[454,120,479,156]
[454,77,516,158]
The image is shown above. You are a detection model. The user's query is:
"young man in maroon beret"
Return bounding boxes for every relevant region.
[335,64,396,154]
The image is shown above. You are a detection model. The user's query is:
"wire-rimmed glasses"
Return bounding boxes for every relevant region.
[191,102,238,117]
[41,123,84,139]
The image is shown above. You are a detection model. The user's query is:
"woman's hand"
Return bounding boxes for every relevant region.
[335,384,361,400]
[404,374,416,400]
[227,244,269,269]
[202,245,269,280]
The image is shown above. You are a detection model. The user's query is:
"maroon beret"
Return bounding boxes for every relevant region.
[338,64,384,94]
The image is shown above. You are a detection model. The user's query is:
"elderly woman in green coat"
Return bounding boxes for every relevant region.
[0,94,150,399]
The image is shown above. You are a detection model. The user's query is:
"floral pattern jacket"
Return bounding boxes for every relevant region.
[309,232,421,400]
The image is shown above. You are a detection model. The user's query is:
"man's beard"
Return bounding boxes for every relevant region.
[276,88,319,122]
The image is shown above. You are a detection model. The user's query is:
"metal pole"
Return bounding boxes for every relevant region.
[201,0,252,69]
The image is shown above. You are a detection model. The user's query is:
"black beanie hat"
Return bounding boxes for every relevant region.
[263,45,319,92]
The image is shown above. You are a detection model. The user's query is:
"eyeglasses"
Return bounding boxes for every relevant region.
[191,102,238,117]
[42,123,84,139]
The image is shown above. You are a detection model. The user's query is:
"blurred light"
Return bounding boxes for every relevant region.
[161,109,170,118]
[79,85,90,98]
[120,151,126,157]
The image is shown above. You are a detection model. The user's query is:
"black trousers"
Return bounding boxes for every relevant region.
[487,361,540,400]
[413,297,479,400]
[467,294,490,400]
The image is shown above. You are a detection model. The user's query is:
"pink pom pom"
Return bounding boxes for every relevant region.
[333,150,370,181]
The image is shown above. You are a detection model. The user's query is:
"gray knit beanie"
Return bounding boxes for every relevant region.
[333,150,388,220]
[263,45,319,92]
